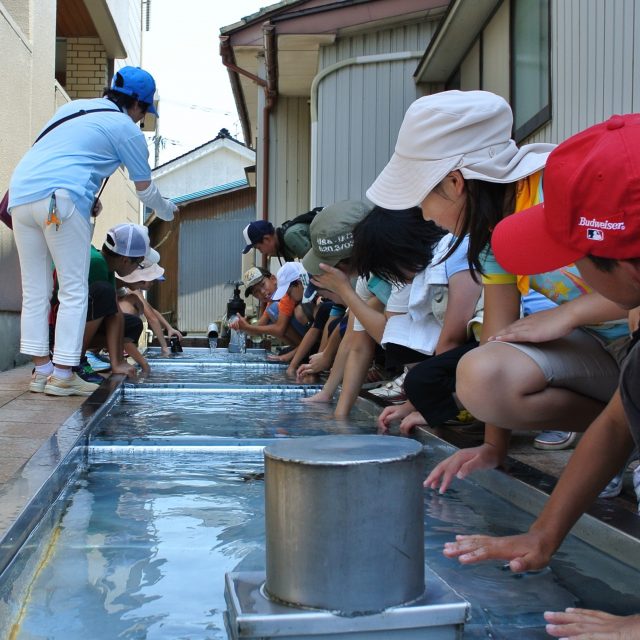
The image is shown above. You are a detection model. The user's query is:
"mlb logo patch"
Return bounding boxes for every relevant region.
[587,228,604,241]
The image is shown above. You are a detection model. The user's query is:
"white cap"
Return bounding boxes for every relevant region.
[140,247,161,268]
[272,262,306,301]
[105,223,150,257]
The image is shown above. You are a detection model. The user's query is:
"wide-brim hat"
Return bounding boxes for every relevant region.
[366,90,554,209]
[118,262,165,283]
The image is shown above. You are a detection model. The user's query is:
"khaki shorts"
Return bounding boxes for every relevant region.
[502,328,628,404]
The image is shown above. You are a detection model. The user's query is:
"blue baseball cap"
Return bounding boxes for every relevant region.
[242,220,275,254]
[111,66,158,115]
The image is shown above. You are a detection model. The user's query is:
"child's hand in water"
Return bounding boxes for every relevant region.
[544,608,640,639]
[424,443,504,493]
[443,530,555,573]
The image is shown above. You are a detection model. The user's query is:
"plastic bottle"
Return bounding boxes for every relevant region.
[207,323,219,354]
[227,314,246,354]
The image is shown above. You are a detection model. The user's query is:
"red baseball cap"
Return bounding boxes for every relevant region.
[492,113,640,275]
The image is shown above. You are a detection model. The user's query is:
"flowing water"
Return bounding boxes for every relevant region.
[3,355,640,639]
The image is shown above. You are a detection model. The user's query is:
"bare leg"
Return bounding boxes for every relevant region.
[457,342,605,432]
[334,330,375,418]
[303,317,354,403]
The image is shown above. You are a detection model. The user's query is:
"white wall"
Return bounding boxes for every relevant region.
[153,142,255,200]
[0,0,144,370]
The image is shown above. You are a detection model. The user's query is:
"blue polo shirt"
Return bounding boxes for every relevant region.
[9,98,152,219]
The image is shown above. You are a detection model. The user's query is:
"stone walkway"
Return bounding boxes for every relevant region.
[0,364,85,487]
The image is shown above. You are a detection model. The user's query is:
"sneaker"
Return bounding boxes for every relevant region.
[369,372,406,403]
[72,364,104,385]
[29,369,49,393]
[633,466,640,515]
[533,431,577,450]
[44,373,100,397]
[75,355,105,382]
[599,469,624,498]
[85,351,111,372]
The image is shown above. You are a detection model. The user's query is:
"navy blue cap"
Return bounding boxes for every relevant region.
[242,220,275,254]
[111,66,158,115]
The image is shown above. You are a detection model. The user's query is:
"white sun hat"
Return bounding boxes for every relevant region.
[366,90,555,210]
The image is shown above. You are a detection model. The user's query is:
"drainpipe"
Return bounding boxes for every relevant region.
[309,51,423,207]
[220,25,278,226]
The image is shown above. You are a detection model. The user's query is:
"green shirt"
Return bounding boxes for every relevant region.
[282,223,312,260]
[88,245,115,286]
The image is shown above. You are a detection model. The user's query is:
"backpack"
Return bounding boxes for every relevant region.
[276,206,323,262]
[279,206,323,235]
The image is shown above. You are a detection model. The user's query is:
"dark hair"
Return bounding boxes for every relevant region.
[101,243,121,259]
[351,206,446,285]
[102,88,149,114]
[440,178,513,281]
[586,255,619,272]
[102,243,142,262]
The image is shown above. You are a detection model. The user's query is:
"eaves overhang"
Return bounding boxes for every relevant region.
[414,0,502,83]
[85,0,127,58]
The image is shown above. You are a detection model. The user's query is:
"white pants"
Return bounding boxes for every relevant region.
[11,194,91,366]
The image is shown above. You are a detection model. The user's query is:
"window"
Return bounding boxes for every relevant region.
[55,38,67,86]
[511,0,551,140]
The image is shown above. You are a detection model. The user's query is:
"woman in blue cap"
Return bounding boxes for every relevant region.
[8,66,177,396]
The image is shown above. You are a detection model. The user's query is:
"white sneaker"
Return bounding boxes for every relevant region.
[599,469,624,498]
[44,373,99,397]
[29,369,49,393]
[369,372,406,403]
[85,351,111,372]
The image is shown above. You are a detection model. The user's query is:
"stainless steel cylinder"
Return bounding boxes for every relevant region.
[264,435,425,615]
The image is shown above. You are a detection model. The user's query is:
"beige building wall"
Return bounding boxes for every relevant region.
[0,0,144,371]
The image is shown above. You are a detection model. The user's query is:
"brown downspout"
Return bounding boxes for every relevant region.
[220,25,278,228]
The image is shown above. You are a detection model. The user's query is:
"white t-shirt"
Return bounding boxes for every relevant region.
[382,234,470,355]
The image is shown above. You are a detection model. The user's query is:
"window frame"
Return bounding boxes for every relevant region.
[510,0,552,142]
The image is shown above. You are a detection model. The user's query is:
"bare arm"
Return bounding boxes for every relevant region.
[434,270,482,354]
[490,291,627,344]
[124,340,151,374]
[151,307,183,340]
[103,312,136,377]
[425,283,521,492]
[312,266,387,343]
[287,327,321,375]
[297,319,344,379]
[304,314,354,402]
[443,391,633,572]
[132,291,168,351]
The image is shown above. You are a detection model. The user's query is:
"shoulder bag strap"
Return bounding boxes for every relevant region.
[34,107,121,144]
